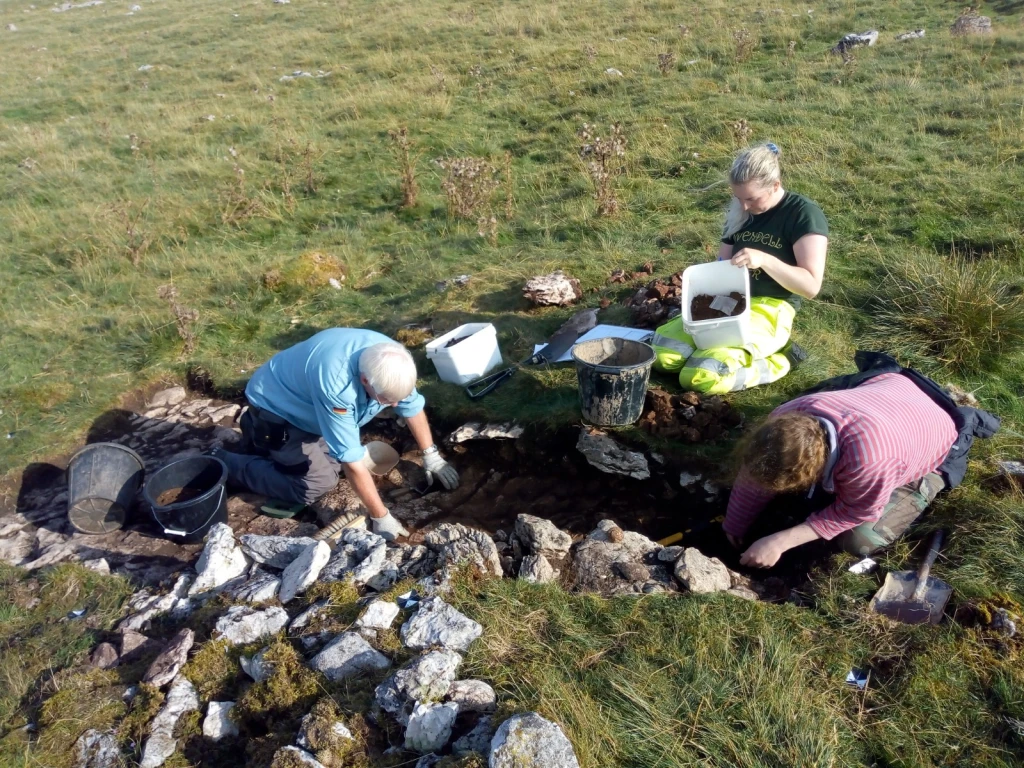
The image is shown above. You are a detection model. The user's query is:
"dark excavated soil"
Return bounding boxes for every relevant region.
[690,292,747,320]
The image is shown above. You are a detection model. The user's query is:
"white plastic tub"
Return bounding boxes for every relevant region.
[682,262,752,350]
[425,323,503,385]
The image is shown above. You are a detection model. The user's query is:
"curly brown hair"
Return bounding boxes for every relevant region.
[740,412,828,492]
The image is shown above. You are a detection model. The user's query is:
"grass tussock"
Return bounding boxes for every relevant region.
[863,253,1024,373]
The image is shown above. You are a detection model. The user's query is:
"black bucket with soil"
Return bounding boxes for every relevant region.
[144,456,228,542]
[572,338,656,426]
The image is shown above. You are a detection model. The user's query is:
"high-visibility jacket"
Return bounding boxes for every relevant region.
[651,297,796,393]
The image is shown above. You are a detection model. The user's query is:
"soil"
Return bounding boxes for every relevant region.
[444,335,471,349]
[690,292,747,321]
[627,272,683,327]
[639,388,743,442]
[155,485,209,506]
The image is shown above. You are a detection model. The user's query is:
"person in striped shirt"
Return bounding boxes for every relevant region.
[724,372,958,568]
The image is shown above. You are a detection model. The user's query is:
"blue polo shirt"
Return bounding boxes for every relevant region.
[245,328,425,464]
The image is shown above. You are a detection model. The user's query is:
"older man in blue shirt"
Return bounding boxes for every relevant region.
[214,328,458,540]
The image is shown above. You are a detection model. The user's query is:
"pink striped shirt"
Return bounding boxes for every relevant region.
[724,373,957,540]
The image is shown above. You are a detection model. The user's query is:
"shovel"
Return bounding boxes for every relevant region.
[869,530,952,625]
[464,309,597,399]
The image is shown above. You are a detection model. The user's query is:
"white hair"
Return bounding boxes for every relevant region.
[359,342,417,402]
[723,143,782,238]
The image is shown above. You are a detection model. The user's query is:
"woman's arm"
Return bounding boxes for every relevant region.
[717,242,733,261]
[729,233,828,299]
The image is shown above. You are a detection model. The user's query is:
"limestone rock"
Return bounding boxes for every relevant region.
[139,675,199,768]
[515,514,572,560]
[951,10,991,36]
[366,544,436,591]
[613,561,650,583]
[320,528,387,585]
[401,596,482,652]
[523,270,582,307]
[203,701,239,740]
[73,729,120,768]
[279,541,331,603]
[232,571,281,603]
[415,756,442,768]
[448,423,524,443]
[214,605,289,645]
[149,387,187,408]
[831,29,878,55]
[576,429,650,480]
[239,534,318,569]
[405,701,459,753]
[289,600,330,631]
[453,716,495,755]
[271,747,327,768]
[119,630,159,664]
[355,600,400,631]
[658,546,683,562]
[375,650,463,726]
[90,642,120,669]
[490,712,580,768]
[0,530,35,566]
[142,628,194,688]
[727,586,759,601]
[119,574,193,632]
[895,28,925,41]
[674,548,730,593]
[240,647,273,683]
[310,632,391,681]
[423,523,502,577]
[447,679,496,713]
[519,554,556,584]
[572,520,665,595]
[189,524,248,596]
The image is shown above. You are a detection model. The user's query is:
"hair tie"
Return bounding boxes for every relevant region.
[766,142,780,155]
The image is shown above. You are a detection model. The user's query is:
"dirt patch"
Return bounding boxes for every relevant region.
[627,272,683,327]
[690,292,746,320]
[155,486,209,506]
[640,388,743,442]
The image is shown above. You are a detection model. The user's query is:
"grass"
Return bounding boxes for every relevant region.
[1,0,1024,766]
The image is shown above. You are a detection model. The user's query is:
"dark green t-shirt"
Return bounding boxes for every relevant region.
[721,191,829,304]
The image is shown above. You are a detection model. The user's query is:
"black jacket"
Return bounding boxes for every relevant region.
[800,351,1000,489]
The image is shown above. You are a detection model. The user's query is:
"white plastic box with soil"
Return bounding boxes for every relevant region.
[682,262,752,349]
[425,323,503,385]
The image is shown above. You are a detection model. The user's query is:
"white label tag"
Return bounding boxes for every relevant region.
[709,294,739,315]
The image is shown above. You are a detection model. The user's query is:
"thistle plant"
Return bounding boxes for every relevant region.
[578,122,627,217]
[658,52,677,76]
[157,284,199,355]
[387,127,419,209]
[436,156,499,219]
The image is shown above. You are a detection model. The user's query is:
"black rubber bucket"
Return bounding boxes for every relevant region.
[572,338,656,426]
[66,442,145,534]
[143,456,228,543]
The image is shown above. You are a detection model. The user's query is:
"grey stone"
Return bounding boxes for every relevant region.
[90,642,120,669]
[727,586,759,601]
[414,756,442,768]
[658,546,684,562]
[490,712,580,768]
[139,675,199,768]
[143,628,194,688]
[310,632,391,681]
[832,29,878,55]
[240,647,273,683]
[279,541,331,603]
[448,423,524,443]
[119,574,193,632]
[238,534,318,569]
[0,530,35,566]
[515,514,572,559]
[289,600,330,631]
[447,679,496,713]
[518,554,556,584]
[613,561,650,582]
[355,600,400,631]
[119,630,159,664]
[405,701,459,753]
[453,715,495,755]
[522,270,582,306]
[366,544,436,592]
[320,528,387,585]
[82,558,111,574]
[202,701,238,740]
[401,596,482,652]
[214,605,289,645]
[73,729,120,768]
[576,429,649,479]
[232,572,281,603]
[674,548,730,594]
[149,387,187,408]
[375,650,463,726]
[189,524,248,596]
[423,523,502,577]
[572,521,662,595]
[896,28,925,41]
[208,404,241,423]
[272,747,326,768]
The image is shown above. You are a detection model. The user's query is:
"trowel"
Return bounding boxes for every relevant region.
[869,530,952,625]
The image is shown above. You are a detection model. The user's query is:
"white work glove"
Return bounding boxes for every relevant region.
[422,445,460,490]
[371,511,409,542]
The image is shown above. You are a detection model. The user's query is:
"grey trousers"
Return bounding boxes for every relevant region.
[218,407,341,505]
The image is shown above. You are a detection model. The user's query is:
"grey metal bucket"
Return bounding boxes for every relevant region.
[572,338,656,426]
[66,442,145,535]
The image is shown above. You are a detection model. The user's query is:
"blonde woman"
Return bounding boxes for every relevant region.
[652,143,829,393]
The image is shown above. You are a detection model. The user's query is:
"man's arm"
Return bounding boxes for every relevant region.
[341,460,390,519]
[406,410,435,451]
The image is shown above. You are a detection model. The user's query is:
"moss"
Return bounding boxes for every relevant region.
[298,698,363,768]
[182,639,243,701]
[438,755,487,768]
[303,580,363,630]
[35,669,126,768]
[236,639,321,731]
[376,577,418,605]
[118,684,165,756]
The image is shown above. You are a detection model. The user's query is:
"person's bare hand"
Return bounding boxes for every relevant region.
[730,248,767,270]
[739,534,785,568]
